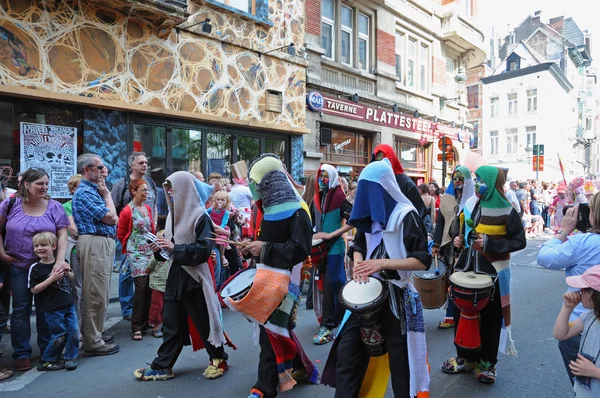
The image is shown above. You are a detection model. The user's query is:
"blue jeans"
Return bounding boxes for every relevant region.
[42,304,79,362]
[558,334,581,386]
[119,255,133,317]
[10,266,51,360]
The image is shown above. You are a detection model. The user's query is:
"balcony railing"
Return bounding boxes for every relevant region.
[321,65,375,96]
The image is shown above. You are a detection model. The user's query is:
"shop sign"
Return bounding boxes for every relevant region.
[306,91,324,112]
[318,94,467,141]
[20,122,77,198]
[333,138,352,151]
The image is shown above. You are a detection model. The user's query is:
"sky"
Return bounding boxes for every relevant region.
[476,0,599,61]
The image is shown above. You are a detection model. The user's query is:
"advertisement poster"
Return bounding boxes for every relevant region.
[20,122,77,198]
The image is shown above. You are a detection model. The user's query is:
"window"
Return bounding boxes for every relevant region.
[471,121,479,149]
[407,38,417,87]
[320,129,372,165]
[420,44,428,91]
[586,118,593,131]
[508,60,519,71]
[321,0,335,59]
[527,89,537,112]
[341,6,353,65]
[446,57,456,95]
[490,97,499,117]
[467,85,479,109]
[506,128,518,154]
[526,126,536,149]
[216,0,256,15]
[396,33,404,82]
[358,13,369,71]
[508,93,518,115]
[490,131,498,155]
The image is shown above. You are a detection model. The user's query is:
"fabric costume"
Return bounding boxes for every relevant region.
[313,164,352,330]
[551,182,569,230]
[225,154,318,398]
[139,172,234,376]
[451,166,525,368]
[322,159,431,398]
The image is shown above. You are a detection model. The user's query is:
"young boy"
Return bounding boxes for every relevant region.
[28,232,79,371]
[554,265,600,397]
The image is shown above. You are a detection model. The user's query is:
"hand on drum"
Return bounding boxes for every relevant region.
[240,241,262,256]
[563,291,582,308]
[453,236,464,249]
[431,246,440,258]
[313,232,332,241]
[472,234,484,250]
[353,259,385,283]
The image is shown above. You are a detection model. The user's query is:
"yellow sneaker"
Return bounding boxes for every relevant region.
[202,358,229,379]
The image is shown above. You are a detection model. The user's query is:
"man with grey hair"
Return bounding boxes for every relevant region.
[110,152,157,320]
[72,153,120,356]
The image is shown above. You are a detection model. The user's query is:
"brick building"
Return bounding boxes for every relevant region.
[303,0,487,185]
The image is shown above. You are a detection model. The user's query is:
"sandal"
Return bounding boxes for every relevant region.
[441,357,475,374]
[438,318,455,329]
[152,329,163,338]
[0,368,13,381]
[132,332,143,341]
[475,360,496,384]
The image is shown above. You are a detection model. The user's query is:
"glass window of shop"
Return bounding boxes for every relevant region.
[394,139,425,171]
[320,128,371,165]
[0,100,83,191]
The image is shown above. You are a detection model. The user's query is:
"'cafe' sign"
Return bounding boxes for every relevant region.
[314,93,467,141]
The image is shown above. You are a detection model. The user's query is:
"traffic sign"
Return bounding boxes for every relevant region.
[533,155,545,171]
[438,137,453,151]
[437,153,454,162]
[532,144,545,156]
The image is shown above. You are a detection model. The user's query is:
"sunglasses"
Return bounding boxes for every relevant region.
[452,177,464,182]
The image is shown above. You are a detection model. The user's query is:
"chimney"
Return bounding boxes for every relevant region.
[533,10,542,22]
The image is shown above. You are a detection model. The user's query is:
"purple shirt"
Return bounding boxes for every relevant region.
[0,198,69,268]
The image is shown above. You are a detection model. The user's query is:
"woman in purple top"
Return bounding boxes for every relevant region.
[0,168,69,371]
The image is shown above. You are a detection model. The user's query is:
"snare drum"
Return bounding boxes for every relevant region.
[219,268,256,305]
[412,257,448,309]
[339,278,389,356]
[449,271,494,350]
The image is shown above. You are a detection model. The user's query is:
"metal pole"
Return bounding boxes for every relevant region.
[442,137,447,187]
[536,154,539,180]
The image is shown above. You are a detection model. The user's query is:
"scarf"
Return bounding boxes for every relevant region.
[314,164,346,218]
[472,166,516,356]
[371,143,404,173]
[445,165,475,216]
[163,171,226,348]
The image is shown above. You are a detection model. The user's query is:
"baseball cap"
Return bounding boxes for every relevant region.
[566,265,600,291]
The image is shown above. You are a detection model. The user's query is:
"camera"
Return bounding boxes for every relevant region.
[562,203,591,232]
[575,352,596,388]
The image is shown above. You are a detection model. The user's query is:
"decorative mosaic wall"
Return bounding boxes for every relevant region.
[83,108,127,185]
[291,134,303,183]
[0,0,307,128]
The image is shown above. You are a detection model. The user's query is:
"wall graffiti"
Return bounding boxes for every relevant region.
[0,0,307,129]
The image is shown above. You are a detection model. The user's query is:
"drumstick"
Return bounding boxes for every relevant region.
[434,255,439,275]
[206,237,248,247]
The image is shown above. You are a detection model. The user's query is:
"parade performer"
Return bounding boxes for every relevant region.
[550,182,569,231]
[442,166,526,384]
[568,177,588,204]
[134,172,232,381]
[312,164,353,344]
[432,165,475,328]
[322,159,431,398]
[231,154,318,398]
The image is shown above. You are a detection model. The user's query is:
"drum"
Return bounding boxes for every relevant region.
[339,278,389,357]
[310,238,325,266]
[449,271,494,350]
[412,257,448,309]
[219,268,257,304]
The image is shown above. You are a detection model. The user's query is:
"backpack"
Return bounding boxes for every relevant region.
[116,175,158,215]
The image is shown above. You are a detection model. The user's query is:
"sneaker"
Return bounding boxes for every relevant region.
[438,318,455,329]
[475,360,497,384]
[65,360,78,371]
[102,331,115,344]
[313,327,333,345]
[134,367,175,381]
[83,343,119,357]
[37,361,65,371]
[202,358,228,379]
[248,388,264,398]
[15,358,32,371]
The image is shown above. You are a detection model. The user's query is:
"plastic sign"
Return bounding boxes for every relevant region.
[306,91,324,112]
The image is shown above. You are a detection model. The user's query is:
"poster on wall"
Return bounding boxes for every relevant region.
[20,122,77,198]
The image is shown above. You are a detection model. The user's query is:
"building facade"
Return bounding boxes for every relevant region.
[0,0,308,195]
[303,0,486,185]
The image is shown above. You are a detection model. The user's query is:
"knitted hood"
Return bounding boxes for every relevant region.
[445,165,475,215]
[314,163,346,215]
[164,171,206,244]
[475,166,511,210]
[371,144,404,174]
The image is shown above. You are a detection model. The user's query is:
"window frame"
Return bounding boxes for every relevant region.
[490,97,499,118]
[358,13,370,72]
[490,130,498,155]
[340,5,353,66]
[419,43,429,92]
[506,128,518,154]
[508,93,518,116]
[467,85,479,109]
[215,0,257,15]
[395,32,404,84]
[527,88,537,112]
[407,37,417,88]
[526,126,537,148]
[321,0,335,60]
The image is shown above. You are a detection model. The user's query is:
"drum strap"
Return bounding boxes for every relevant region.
[387,282,406,334]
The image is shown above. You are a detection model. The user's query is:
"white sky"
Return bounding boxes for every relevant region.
[477,0,599,60]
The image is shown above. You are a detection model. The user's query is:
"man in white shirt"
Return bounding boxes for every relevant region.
[506,180,521,213]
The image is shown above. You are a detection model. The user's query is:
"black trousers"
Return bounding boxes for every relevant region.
[453,279,503,365]
[321,268,344,330]
[151,288,226,369]
[335,294,410,398]
[132,275,151,333]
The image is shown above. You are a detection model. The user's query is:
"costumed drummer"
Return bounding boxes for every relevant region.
[432,166,475,329]
[441,166,525,384]
[321,159,431,398]
[312,164,353,345]
[134,172,232,381]
[238,154,319,398]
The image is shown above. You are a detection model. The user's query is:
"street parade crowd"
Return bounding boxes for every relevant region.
[0,148,599,397]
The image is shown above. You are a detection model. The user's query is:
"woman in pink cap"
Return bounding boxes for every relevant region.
[554,264,600,396]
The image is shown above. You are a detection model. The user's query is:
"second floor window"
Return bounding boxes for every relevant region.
[527,89,537,112]
[420,44,428,91]
[407,38,417,88]
[506,128,518,154]
[508,93,518,115]
[358,13,369,71]
[490,97,499,117]
[216,0,257,15]
[467,85,479,109]
[490,131,498,155]
[321,0,335,59]
[526,126,537,148]
[341,6,353,65]
[396,33,404,82]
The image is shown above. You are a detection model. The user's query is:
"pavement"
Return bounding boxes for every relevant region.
[0,238,577,397]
